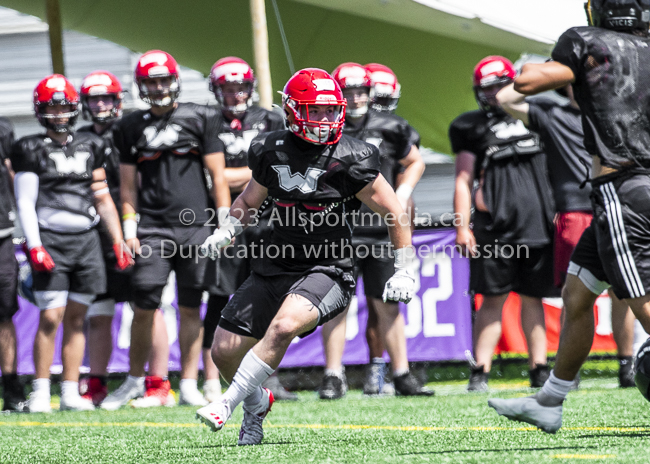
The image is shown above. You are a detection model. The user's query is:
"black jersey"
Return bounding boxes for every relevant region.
[219,106,284,169]
[449,110,554,245]
[552,27,650,168]
[11,132,107,228]
[116,102,225,227]
[527,98,592,212]
[248,131,380,273]
[0,117,15,230]
[78,123,121,214]
[343,111,414,237]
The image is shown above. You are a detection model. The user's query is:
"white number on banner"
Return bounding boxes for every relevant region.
[421,252,455,337]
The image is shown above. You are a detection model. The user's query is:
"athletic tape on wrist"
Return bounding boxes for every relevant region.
[394,246,415,269]
[123,218,137,241]
[395,184,414,200]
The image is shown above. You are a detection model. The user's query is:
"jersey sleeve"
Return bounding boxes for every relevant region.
[114,120,136,165]
[266,109,286,131]
[552,28,587,78]
[247,134,270,187]
[395,119,414,160]
[526,100,552,133]
[10,140,39,173]
[345,144,380,195]
[201,107,226,155]
[0,119,15,163]
[93,138,110,171]
[407,125,421,149]
[448,115,478,154]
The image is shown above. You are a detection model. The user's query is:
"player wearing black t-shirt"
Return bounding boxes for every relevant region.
[489,0,650,433]
[199,57,290,403]
[318,62,429,400]
[101,51,230,411]
[451,56,556,392]
[196,69,415,446]
[497,83,637,388]
[0,117,27,412]
[12,75,129,413]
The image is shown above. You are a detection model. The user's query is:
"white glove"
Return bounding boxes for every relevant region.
[382,268,415,303]
[201,229,234,260]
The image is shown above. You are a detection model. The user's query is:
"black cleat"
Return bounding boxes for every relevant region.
[393,372,434,396]
[2,374,27,413]
[318,373,347,400]
[467,366,489,392]
[262,375,298,401]
[619,356,636,388]
[530,364,550,388]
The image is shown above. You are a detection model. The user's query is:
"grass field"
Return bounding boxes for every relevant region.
[2,370,650,464]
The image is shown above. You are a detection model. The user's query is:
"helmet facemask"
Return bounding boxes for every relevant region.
[138,75,180,107]
[82,94,121,124]
[283,97,346,145]
[38,101,79,133]
[213,82,254,118]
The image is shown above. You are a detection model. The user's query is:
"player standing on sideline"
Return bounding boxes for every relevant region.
[451,56,556,392]
[489,0,650,433]
[196,68,415,445]
[496,82,637,388]
[317,62,429,400]
[0,117,27,412]
[101,50,230,410]
[12,75,131,412]
[200,56,295,402]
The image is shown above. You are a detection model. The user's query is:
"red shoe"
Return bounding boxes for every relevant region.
[80,376,108,407]
[131,376,176,408]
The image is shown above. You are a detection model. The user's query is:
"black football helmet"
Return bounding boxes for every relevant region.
[585,0,650,33]
[634,337,650,401]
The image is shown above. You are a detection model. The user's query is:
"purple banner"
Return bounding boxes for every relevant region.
[14,228,472,375]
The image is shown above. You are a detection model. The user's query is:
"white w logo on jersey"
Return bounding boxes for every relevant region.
[49,151,90,175]
[272,166,325,194]
[219,130,259,155]
[491,119,529,139]
[143,123,182,149]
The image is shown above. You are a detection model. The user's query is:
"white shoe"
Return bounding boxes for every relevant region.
[100,377,145,411]
[488,395,563,433]
[203,380,222,403]
[179,386,208,406]
[60,395,95,411]
[131,391,176,408]
[196,401,231,432]
[27,391,52,413]
[239,388,274,446]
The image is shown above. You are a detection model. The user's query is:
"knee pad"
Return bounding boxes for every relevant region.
[133,286,165,310]
[177,287,202,308]
[34,290,68,311]
[68,292,96,307]
[86,298,116,319]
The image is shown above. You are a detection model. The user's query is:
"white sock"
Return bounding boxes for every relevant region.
[538,371,574,405]
[204,379,221,391]
[179,379,198,396]
[32,378,51,395]
[243,386,264,411]
[61,381,81,399]
[127,375,145,386]
[221,350,274,412]
[324,367,344,378]
[393,368,409,377]
[371,358,385,365]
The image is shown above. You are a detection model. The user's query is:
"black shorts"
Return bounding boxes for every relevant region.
[132,226,211,308]
[353,242,394,300]
[569,171,650,300]
[219,266,355,340]
[95,227,133,303]
[32,228,106,294]
[469,242,555,298]
[0,235,18,322]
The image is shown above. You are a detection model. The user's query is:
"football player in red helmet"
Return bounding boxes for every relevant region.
[319,63,428,400]
[13,74,130,412]
[101,50,230,411]
[451,56,555,392]
[197,68,415,445]
[202,57,292,402]
[366,63,401,113]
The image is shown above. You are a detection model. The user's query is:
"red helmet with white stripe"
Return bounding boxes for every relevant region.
[472,56,516,112]
[282,68,346,145]
[134,50,180,107]
[209,57,256,116]
[80,71,123,123]
[365,63,401,113]
[33,74,80,132]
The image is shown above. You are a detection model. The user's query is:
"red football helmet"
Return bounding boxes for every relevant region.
[365,63,401,113]
[472,56,517,112]
[80,71,123,124]
[33,74,80,133]
[332,62,371,117]
[134,50,180,106]
[209,57,256,116]
[282,68,346,145]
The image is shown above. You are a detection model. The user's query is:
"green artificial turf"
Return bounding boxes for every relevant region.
[1,376,649,463]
